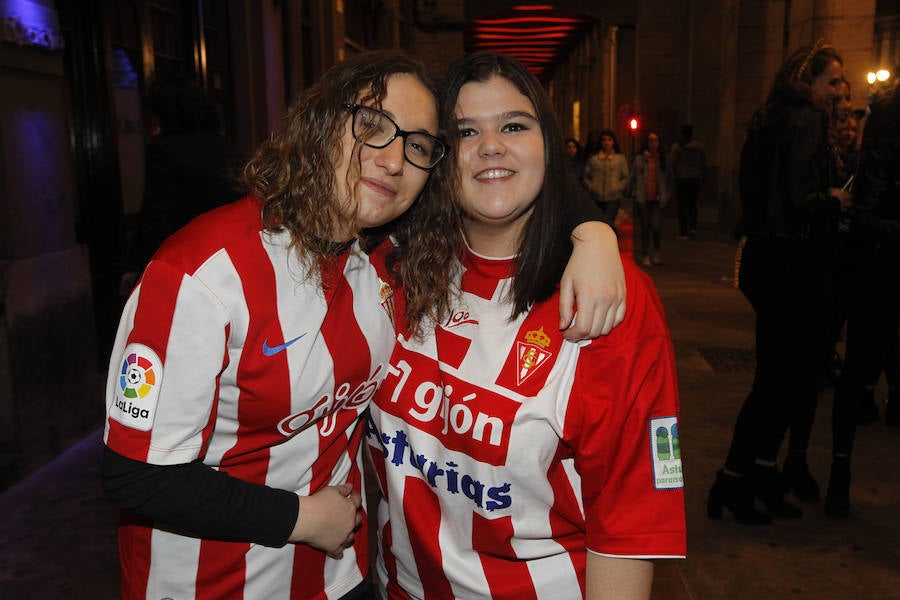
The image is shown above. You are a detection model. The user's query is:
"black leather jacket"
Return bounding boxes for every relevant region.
[852,104,900,243]
[736,103,841,246]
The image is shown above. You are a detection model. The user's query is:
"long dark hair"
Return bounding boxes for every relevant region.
[598,128,622,154]
[638,132,666,169]
[242,50,458,336]
[443,52,583,319]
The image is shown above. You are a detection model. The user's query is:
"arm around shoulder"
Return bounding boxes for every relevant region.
[560,221,626,340]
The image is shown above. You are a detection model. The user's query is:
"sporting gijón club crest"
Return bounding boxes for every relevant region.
[516,326,553,386]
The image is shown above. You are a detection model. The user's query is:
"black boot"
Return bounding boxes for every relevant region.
[752,464,802,519]
[824,457,852,519]
[707,470,772,525]
[782,452,821,502]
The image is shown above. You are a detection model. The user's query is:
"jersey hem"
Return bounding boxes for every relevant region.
[588,549,687,559]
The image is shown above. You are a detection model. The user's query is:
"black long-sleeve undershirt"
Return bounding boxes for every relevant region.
[101,446,298,548]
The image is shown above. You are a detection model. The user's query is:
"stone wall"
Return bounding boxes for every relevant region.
[0,3,101,485]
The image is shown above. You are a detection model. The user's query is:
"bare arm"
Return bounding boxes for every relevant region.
[559,221,626,340]
[586,553,654,600]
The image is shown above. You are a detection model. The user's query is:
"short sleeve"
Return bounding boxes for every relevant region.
[565,265,686,558]
[104,258,230,465]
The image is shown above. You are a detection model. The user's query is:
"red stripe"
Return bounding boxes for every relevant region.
[196,540,249,599]
[403,477,454,599]
[317,254,369,492]
[316,257,371,591]
[197,233,283,596]
[290,545,326,599]
[117,513,153,599]
[106,261,182,462]
[472,512,538,600]
[434,327,471,370]
[381,514,402,598]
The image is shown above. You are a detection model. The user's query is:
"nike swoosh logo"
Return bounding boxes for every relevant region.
[262,333,307,356]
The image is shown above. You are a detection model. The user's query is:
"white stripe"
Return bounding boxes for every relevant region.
[146,529,200,598]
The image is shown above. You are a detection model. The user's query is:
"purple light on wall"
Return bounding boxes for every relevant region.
[0,0,65,50]
[111,48,139,90]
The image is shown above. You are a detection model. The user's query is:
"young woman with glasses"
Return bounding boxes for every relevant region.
[101,50,625,600]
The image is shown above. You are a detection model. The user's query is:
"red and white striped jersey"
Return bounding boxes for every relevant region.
[104,196,396,599]
[367,251,686,600]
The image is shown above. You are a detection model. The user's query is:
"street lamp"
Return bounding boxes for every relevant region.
[866,68,894,105]
[866,69,891,84]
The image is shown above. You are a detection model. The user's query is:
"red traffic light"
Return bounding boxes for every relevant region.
[629,117,640,131]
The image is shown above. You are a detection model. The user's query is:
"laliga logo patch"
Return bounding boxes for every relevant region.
[111,344,162,431]
[516,326,552,385]
[650,416,683,490]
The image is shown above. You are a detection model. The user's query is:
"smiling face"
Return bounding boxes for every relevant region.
[834,80,852,119]
[811,60,844,109]
[455,75,545,257]
[839,117,858,148]
[331,73,438,238]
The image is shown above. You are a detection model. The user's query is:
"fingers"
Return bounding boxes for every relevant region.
[290,483,364,557]
[558,279,576,332]
[560,291,627,341]
[327,493,361,560]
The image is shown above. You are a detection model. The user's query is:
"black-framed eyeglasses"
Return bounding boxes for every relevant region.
[343,103,447,171]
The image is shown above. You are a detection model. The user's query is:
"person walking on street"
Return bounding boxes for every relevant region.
[583,129,629,223]
[668,125,706,239]
[630,132,669,267]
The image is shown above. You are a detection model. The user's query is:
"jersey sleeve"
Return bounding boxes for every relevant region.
[566,264,686,558]
[104,257,230,465]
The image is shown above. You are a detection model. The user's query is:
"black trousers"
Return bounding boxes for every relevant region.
[596,198,621,223]
[675,178,701,235]
[634,201,662,257]
[724,236,834,475]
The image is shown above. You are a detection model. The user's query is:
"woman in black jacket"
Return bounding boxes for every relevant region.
[826,90,900,517]
[708,41,852,524]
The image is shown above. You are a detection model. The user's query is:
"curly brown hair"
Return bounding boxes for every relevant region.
[241,50,460,336]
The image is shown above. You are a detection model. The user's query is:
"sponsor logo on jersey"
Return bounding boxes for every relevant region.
[444,304,478,328]
[262,333,307,356]
[110,344,162,431]
[277,363,387,437]
[649,416,683,490]
[366,413,513,512]
[379,351,517,465]
[515,326,553,385]
[379,279,395,327]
